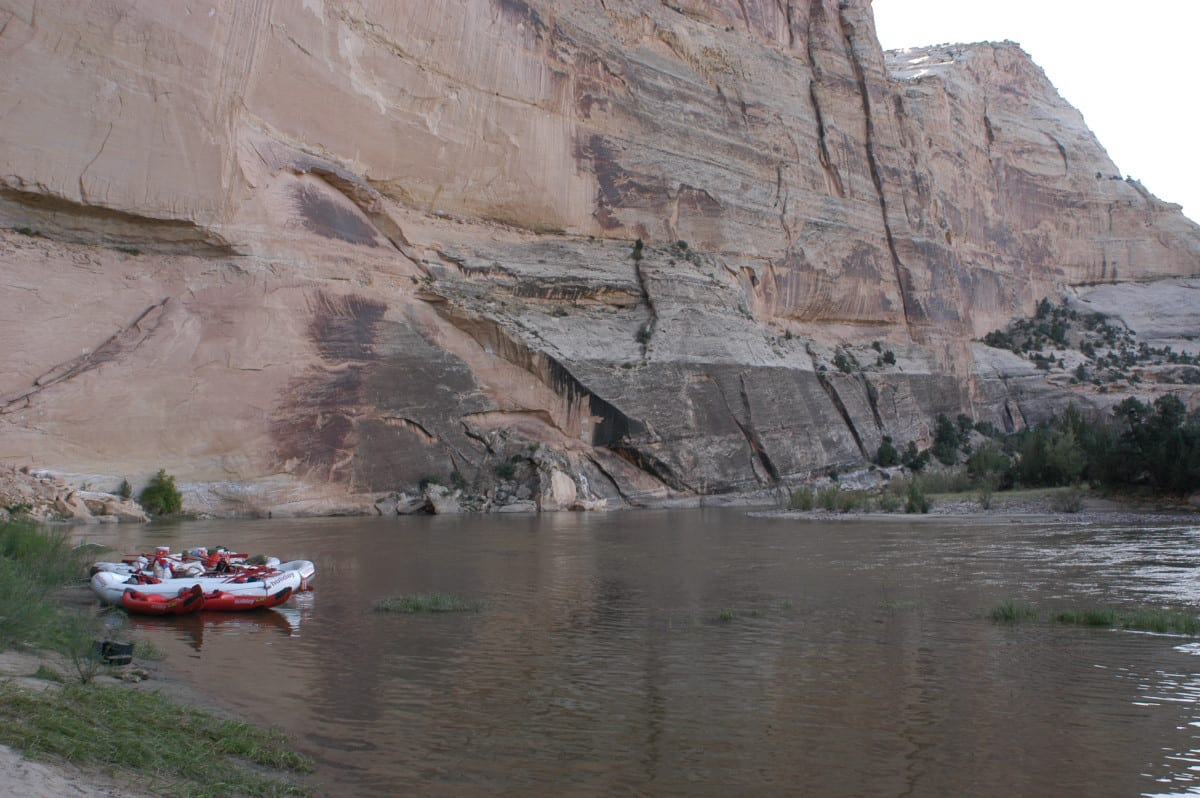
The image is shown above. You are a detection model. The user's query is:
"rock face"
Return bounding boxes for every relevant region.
[0,0,1197,514]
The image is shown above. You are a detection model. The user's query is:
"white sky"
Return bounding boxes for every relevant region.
[871,0,1199,223]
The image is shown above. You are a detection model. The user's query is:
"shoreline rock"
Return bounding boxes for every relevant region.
[0,466,147,524]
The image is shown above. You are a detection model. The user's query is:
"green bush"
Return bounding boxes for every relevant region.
[835,490,871,513]
[1050,486,1085,513]
[788,489,815,511]
[877,492,902,513]
[967,442,1010,482]
[932,414,960,466]
[0,522,95,650]
[816,486,840,511]
[876,436,899,467]
[139,469,182,516]
[901,441,929,472]
[905,482,930,514]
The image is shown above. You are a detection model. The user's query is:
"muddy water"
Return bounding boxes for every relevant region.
[95,510,1200,797]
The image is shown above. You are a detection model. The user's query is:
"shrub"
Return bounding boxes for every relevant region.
[816,486,840,511]
[789,489,815,511]
[901,442,929,472]
[877,492,902,513]
[875,436,899,467]
[836,490,870,513]
[139,469,182,516]
[932,414,960,466]
[1051,486,1085,513]
[977,479,995,510]
[494,460,517,480]
[905,482,930,514]
[0,522,97,650]
[967,442,1010,481]
[117,478,132,500]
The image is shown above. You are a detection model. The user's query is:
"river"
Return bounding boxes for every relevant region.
[92,509,1200,797]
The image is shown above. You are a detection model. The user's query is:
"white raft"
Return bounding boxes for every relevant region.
[90,568,305,606]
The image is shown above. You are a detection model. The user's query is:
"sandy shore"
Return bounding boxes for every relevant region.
[0,647,161,798]
[0,586,244,798]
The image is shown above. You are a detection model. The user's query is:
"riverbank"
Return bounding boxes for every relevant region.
[0,523,316,798]
[755,486,1200,525]
[0,610,316,798]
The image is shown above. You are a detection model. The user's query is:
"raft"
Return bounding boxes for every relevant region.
[203,585,295,611]
[92,568,304,607]
[121,584,205,616]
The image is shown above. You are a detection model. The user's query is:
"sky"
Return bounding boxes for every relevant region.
[871,0,1199,223]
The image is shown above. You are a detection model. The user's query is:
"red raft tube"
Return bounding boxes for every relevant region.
[202,585,295,612]
[122,584,205,616]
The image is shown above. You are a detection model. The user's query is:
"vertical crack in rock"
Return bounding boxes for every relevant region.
[1046,134,1068,176]
[735,374,781,483]
[806,79,845,197]
[633,253,658,360]
[836,6,917,330]
[78,122,114,204]
[780,0,796,48]
[215,0,269,205]
[775,162,794,246]
[803,6,847,205]
[808,350,868,459]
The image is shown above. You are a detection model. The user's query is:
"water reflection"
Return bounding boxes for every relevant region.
[125,606,303,651]
[91,511,1200,797]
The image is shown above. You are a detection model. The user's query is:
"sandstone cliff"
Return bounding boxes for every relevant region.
[1,0,1197,515]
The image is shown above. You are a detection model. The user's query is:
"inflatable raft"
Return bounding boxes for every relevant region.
[203,585,295,611]
[121,584,206,616]
[91,568,304,607]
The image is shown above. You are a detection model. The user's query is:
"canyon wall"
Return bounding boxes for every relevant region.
[1,0,1197,514]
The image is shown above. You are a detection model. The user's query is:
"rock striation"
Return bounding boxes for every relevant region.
[0,0,1197,515]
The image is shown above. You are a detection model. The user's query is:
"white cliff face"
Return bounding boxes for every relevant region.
[0,0,1197,514]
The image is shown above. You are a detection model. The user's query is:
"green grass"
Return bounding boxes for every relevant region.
[374,593,484,613]
[993,598,1200,635]
[0,521,94,650]
[1051,608,1118,627]
[990,600,1039,623]
[1054,606,1199,635]
[0,682,313,797]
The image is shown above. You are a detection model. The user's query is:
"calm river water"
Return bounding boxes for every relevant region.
[93,509,1200,797]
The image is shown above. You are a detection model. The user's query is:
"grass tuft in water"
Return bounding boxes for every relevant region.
[990,600,1039,623]
[1052,608,1119,627]
[374,593,484,614]
[716,609,736,623]
[1054,606,1199,635]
